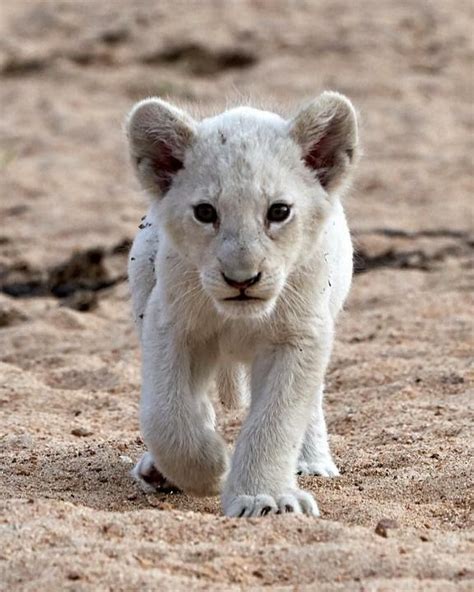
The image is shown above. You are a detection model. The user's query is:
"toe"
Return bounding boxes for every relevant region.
[253,494,278,517]
[277,494,302,514]
[226,495,255,518]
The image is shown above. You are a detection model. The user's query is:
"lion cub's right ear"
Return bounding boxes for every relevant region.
[126,98,197,197]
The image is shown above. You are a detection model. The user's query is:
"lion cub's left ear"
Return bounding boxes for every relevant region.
[290,91,359,193]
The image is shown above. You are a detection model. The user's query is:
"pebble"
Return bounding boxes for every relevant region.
[71,427,93,437]
[375,518,399,538]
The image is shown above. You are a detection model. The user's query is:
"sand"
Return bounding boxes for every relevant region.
[0,1,473,590]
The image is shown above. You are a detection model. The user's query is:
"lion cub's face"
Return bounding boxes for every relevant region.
[127,95,358,318]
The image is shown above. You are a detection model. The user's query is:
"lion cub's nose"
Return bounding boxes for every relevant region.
[222,272,262,290]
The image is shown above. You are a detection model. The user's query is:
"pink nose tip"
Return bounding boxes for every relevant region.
[222,272,261,290]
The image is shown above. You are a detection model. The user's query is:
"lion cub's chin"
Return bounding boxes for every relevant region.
[213,297,277,320]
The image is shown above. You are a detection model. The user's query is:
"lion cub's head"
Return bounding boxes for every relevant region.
[126,93,358,319]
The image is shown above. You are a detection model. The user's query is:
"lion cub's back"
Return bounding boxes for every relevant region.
[128,211,160,336]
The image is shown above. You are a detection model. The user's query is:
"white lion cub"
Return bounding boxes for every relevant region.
[126,92,359,517]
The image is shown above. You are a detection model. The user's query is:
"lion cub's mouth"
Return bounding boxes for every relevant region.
[224,293,262,302]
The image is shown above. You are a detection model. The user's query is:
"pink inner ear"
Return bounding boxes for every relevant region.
[303,134,336,189]
[304,145,324,171]
[151,141,184,193]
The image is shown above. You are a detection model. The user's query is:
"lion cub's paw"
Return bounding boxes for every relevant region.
[132,452,180,494]
[223,489,319,518]
[297,455,340,478]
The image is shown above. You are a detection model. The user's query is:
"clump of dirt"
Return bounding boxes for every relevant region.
[142,42,258,75]
[353,229,473,273]
[0,241,129,309]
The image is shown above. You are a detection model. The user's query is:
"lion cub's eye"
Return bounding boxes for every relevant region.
[194,203,218,224]
[267,203,291,223]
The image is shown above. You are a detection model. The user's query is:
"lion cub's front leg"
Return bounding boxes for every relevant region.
[133,301,229,497]
[222,330,332,517]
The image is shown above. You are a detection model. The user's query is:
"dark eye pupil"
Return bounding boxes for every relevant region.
[267,203,290,223]
[194,203,217,224]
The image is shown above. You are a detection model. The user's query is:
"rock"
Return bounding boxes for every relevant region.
[375,519,399,538]
[71,427,93,437]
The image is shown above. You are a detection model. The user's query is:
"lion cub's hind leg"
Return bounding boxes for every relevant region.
[297,386,340,477]
[217,364,249,410]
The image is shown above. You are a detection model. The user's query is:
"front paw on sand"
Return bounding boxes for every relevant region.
[224,489,319,517]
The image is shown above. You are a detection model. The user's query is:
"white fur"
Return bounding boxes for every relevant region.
[126,93,359,516]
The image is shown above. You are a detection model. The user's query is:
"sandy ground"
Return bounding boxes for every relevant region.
[0,1,473,590]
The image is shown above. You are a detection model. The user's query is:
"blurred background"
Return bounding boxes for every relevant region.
[1,0,472,268]
[0,1,472,590]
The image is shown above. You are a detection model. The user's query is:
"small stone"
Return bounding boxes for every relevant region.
[62,290,98,312]
[102,523,124,537]
[441,373,464,385]
[146,497,173,511]
[67,572,81,581]
[375,518,399,538]
[145,496,161,507]
[157,501,173,511]
[135,555,153,568]
[71,427,93,437]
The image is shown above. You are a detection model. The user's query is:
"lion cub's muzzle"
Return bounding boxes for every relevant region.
[222,272,262,301]
[222,272,262,290]
[201,266,281,318]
